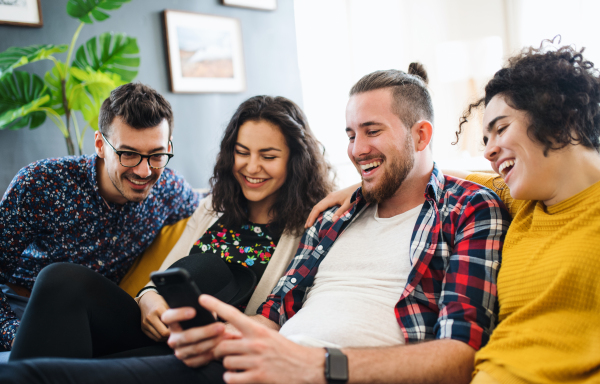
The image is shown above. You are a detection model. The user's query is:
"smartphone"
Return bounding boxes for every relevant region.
[150,268,215,329]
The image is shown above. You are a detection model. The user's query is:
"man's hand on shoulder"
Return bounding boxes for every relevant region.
[202,295,327,384]
[305,183,359,228]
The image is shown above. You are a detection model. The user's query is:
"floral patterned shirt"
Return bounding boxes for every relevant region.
[189,218,279,289]
[0,154,200,350]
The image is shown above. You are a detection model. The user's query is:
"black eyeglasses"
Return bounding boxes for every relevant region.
[101,132,174,169]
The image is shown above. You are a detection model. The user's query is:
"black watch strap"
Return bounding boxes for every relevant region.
[324,347,348,384]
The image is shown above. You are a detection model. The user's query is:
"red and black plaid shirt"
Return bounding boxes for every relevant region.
[258,165,511,350]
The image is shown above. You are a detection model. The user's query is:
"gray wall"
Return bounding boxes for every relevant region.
[0,0,302,193]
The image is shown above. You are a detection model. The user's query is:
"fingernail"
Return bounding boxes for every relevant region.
[332,215,339,222]
[223,372,231,382]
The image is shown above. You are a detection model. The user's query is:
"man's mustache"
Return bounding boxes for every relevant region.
[353,155,386,163]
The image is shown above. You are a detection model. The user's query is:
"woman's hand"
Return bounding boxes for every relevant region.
[139,290,170,341]
[305,183,360,228]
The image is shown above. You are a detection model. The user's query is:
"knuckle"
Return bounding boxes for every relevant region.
[174,349,187,360]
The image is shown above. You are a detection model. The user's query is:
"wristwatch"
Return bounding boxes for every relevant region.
[324,347,348,384]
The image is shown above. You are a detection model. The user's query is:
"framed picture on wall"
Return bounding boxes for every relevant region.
[163,10,246,93]
[0,0,43,27]
[221,0,277,11]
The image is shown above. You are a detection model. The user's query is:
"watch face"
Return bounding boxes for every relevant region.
[326,348,348,383]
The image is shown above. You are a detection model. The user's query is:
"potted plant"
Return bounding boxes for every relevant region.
[0,0,140,155]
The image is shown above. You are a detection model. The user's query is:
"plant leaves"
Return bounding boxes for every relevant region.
[66,0,131,24]
[44,61,72,115]
[73,32,139,83]
[0,71,50,130]
[0,45,68,78]
[69,66,122,130]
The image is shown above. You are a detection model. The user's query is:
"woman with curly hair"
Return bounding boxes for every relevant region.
[453,40,600,384]
[8,95,334,361]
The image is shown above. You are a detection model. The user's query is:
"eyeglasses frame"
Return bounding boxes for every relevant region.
[100,132,174,169]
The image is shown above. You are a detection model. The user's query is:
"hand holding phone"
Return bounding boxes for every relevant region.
[150,268,216,330]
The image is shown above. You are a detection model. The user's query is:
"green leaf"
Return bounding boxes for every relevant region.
[66,0,131,24]
[68,66,121,130]
[69,66,119,109]
[44,61,72,115]
[0,71,50,130]
[73,32,139,83]
[0,45,68,78]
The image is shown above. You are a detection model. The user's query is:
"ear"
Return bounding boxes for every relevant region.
[411,120,433,152]
[169,135,174,153]
[95,131,106,158]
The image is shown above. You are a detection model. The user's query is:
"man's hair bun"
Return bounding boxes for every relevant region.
[408,62,428,84]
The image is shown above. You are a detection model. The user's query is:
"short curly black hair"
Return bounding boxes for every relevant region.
[455,38,600,155]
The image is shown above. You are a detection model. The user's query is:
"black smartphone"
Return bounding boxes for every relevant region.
[150,268,215,329]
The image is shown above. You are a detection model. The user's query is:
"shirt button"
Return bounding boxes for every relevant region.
[291,278,297,284]
[317,245,323,251]
[113,236,118,241]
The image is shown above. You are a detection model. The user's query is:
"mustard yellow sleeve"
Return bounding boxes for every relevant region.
[119,217,190,297]
[465,173,523,218]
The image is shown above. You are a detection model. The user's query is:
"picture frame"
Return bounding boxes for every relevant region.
[221,0,277,11]
[0,0,43,27]
[163,10,246,93]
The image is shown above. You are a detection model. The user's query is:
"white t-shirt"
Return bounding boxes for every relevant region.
[279,203,423,348]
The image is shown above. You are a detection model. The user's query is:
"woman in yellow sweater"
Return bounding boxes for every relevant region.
[456,42,600,384]
[307,41,600,384]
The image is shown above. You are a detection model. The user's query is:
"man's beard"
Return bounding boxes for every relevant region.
[361,138,414,204]
[110,170,157,203]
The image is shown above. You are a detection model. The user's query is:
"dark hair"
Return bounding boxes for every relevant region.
[210,96,335,237]
[99,83,174,137]
[455,38,600,155]
[349,63,434,128]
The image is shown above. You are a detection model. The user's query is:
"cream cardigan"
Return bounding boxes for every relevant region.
[150,196,302,315]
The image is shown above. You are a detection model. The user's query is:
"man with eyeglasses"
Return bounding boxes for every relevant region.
[0,83,200,352]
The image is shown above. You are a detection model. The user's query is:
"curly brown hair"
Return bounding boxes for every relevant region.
[455,38,600,155]
[210,95,335,237]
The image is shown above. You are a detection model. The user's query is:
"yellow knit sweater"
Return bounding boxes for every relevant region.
[467,173,600,384]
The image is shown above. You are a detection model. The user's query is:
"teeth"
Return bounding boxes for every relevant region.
[360,161,382,170]
[498,159,516,175]
[245,176,265,184]
[128,178,148,185]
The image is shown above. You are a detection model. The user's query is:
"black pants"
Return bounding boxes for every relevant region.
[2,263,226,383]
[0,263,225,384]
[0,356,226,384]
[10,263,166,360]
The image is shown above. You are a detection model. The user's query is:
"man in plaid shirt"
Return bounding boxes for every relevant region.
[0,67,510,384]
[161,67,510,383]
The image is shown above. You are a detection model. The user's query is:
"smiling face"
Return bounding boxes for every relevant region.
[96,116,171,204]
[482,95,564,201]
[233,120,290,212]
[346,88,415,203]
